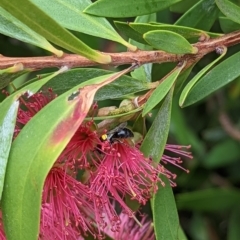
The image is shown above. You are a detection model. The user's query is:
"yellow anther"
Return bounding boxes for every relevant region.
[101,134,108,141]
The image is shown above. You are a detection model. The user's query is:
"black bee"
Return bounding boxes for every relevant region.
[100,122,134,144]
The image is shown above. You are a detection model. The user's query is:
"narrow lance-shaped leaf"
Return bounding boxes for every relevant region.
[0,67,68,127]
[83,0,182,18]
[0,0,111,63]
[141,87,174,162]
[175,63,196,93]
[0,63,29,90]
[0,67,68,201]
[31,0,136,51]
[0,101,19,200]
[144,30,198,54]
[41,68,150,100]
[216,0,240,25]
[141,89,176,239]
[178,226,188,240]
[143,62,185,116]
[0,68,66,202]
[179,46,227,107]
[130,23,222,39]
[135,13,156,23]
[114,21,147,45]
[228,207,240,240]
[170,0,199,13]
[152,176,180,240]
[202,139,240,169]
[0,6,62,56]
[2,66,135,240]
[130,13,156,82]
[175,0,219,31]
[176,189,240,211]
[182,51,240,107]
[219,16,240,33]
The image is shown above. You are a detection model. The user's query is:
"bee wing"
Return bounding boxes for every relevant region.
[107,122,127,138]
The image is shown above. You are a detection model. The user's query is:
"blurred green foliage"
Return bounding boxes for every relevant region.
[1,0,240,239]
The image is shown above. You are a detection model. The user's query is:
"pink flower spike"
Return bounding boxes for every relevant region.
[58,120,104,169]
[15,89,57,138]
[89,142,163,230]
[41,167,98,239]
[0,212,6,240]
[104,212,155,240]
[161,144,193,173]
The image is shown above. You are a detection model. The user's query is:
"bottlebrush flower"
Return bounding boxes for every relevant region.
[41,166,98,239]
[88,140,192,231]
[88,142,162,231]
[0,167,98,240]
[104,212,155,240]
[163,144,192,170]
[14,89,57,138]
[0,213,5,240]
[161,144,192,186]
[8,89,192,240]
[57,120,104,169]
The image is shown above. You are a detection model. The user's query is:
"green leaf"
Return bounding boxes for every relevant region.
[170,0,199,13]
[84,0,182,18]
[0,101,19,200]
[2,68,133,240]
[178,226,188,240]
[203,139,240,168]
[95,78,149,101]
[175,64,196,93]
[0,63,30,89]
[216,0,240,25]
[88,107,142,121]
[175,0,219,31]
[31,0,136,50]
[141,88,173,162]
[219,16,240,33]
[152,177,179,240]
[189,214,209,240]
[0,0,111,63]
[143,30,198,54]
[130,23,222,39]
[39,68,150,100]
[179,46,227,107]
[131,64,153,82]
[182,51,240,107]
[0,69,66,201]
[114,21,147,45]
[171,101,205,157]
[0,7,61,56]
[228,207,240,240]
[176,189,240,211]
[143,63,185,116]
[130,14,156,82]
[135,13,157,23]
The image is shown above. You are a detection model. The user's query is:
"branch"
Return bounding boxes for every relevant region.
[1,31,240,70]
[219,111,240,141]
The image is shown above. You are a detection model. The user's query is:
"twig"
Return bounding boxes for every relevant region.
[1,31,240,70]
[219,111,240,141]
